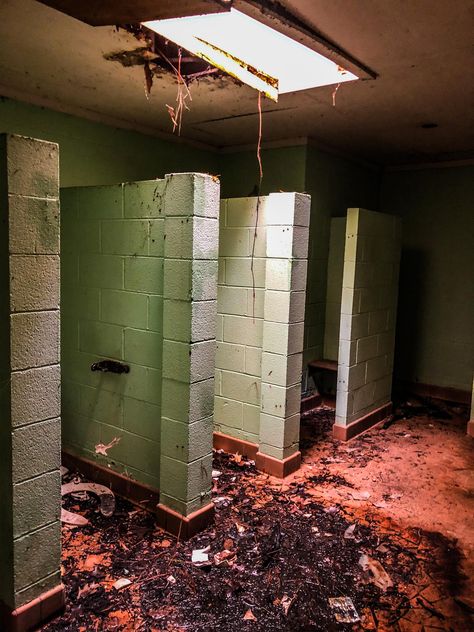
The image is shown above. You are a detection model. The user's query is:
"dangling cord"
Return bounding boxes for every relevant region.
[250,91,264,321]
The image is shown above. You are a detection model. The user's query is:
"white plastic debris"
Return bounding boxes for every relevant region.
[359,553,393,591]
[113,578,132,590]
[95,436,121,456]
[192,546,211,566]
[344,524,356,539]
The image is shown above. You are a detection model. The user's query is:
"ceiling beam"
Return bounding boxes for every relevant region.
[37,0,233,26]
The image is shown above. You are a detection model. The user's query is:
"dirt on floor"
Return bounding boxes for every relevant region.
[42,399,473,631]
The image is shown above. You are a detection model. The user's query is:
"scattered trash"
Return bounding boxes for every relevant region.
[77,582,101,599]
[214,549,236,566]
[212,469,222,478]
[61,508,89,527]
[60,466,69,477]
[280,594,295,616]
[243,609,257,621]
[191,546,211,566]
[213,496,232,509]
[95,436,121,456]
[344,523,356,539]
[167,575,176,584]
[359,553,393,591]
[113,578,132,590]
[61,481,116,525]
[328,597,360,623]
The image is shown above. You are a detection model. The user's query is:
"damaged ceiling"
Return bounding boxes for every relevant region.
[0,0,473,164]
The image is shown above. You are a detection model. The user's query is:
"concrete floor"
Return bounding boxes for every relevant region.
[296,401,474,626]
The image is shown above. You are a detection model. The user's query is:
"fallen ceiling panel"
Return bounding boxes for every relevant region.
[37,0,232,26]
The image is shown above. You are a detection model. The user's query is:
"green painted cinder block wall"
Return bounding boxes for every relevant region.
[0,97,218,187]
[381,165,474,392]
[61,181,166,488]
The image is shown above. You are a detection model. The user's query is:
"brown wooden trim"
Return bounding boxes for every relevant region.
[308,359,337,372]
[395,380,470,405]
[155,502,215,539]
[62,450,160,511]
[0,584,65,632]
[255,450,301,478]
[213,432,259,460]
[333,402,392,441]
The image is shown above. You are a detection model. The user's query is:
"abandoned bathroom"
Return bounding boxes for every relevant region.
[0,0,473,630]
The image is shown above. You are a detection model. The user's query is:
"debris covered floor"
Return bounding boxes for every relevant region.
[43,405,473,631]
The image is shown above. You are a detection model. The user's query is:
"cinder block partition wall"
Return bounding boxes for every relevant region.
[334,208,401,440]
[0,135,63,629]
[214,193,310,477]
[61,173,219,537]
[323,217,346,361]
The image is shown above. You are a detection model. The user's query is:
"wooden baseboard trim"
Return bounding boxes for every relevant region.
[301,393,322,413]
[467,420,474,438]
[333,402,392,441]
[255,450,302,478]
[213,432,259,460]
[62,450,160,511]
[0,584,65,632]
[395,381,470,405]
[155,503,215,539]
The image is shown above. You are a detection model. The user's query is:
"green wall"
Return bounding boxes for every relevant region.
[0,97,218,187]
[381,166,474,392]
[61,181,165,489]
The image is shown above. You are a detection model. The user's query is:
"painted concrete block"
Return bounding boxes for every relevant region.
[217,286,248,316]
[262,321,304,356]
[221,370,261,406]
[75,184,123,219]
[244,346,262,377]
[125,257,163,294]
[9,195,59,255]
[79,320,123,359]
[163,173,219,219]
[225,258,266,288]
[101,219,149,256]
[356,335,379,363]
[218,227,250,257]
[264,290,305,324]
[101,289,148,328]
[226,196,267,227]
[265,258,307,292]
[338,338,358,367]
[266,226,309,259]
[214,396,243,428]
[10,255,59,312]
[261,351,302,387]
[124,180,165,218]
[352,382,377,414]
[124,328,162,369]
[13,471,61,538]
[247,288,265,319]
[339,313,369,341]
[13,521,61,596]
[243,403,260,435]
[215,342,245,372]
[160,452,212,503]
[149,219,165,256]
[80,384,123,428]
[12,418,60,483]
[366,355,388,383]
[6,135,59,198]
[10,310,59,370]
[165,216,218,260]
[122,364,162,406]
[223,314,263,347]
[163,300,216,342]
[261,383,300,418]
[337,362,366,392]
[123,397,160,442]
[162,377,215,423]
[79,254,124,290]
[161,416,212,462]
[164,259,218,301]
[260,412,300,448]
[266,192,310,227]
[11,365,60,427]
[148,295,163,333]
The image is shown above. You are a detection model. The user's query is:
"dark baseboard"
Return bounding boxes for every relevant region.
[333,402,392,441]
[395,380,470,405]
[255,450,302,478]
[62,450,160,511]
[213,431,259,460]
[155,503,215,539]
[0,584,65,632]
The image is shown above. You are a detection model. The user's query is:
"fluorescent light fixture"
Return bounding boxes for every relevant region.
[144,9,358,101]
